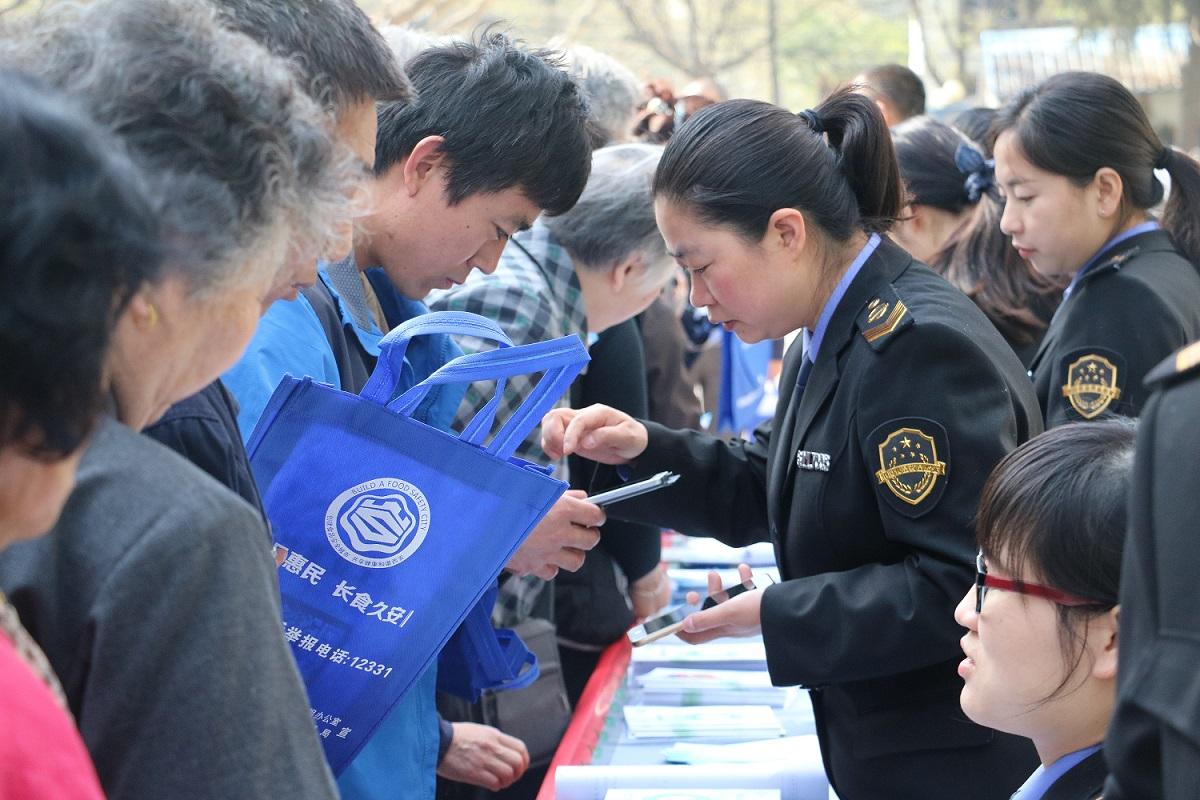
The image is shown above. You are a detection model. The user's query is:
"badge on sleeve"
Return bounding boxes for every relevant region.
[869,418,949,518]
[1059,347,1126,420]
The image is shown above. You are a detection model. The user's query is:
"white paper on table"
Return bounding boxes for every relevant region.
[556,763,828,800]
[662,735,820,764]
[623,705,784,740]
[639,668,776,690]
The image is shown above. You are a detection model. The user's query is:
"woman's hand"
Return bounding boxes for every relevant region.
[541,404,649,464]
[677,563,763,645]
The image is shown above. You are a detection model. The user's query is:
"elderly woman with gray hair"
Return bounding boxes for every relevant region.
[0,1,356,798]
[0,67,162,800]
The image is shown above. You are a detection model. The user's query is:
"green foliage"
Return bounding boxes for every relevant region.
[776,1,907,107]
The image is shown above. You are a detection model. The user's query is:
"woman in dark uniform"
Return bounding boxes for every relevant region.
[992,71,1200,427]
[542,89,1042,799]
[956,421,1133,800]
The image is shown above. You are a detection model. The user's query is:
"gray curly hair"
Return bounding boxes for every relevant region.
[0,0,358,296]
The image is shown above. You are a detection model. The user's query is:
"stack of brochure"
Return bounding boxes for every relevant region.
[637,668,792,707]
[662,736,821,765]
[623,705,785,740]
[630,640,767,676]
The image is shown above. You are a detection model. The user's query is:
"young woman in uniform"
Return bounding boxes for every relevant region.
[992,70,1200,427]
[957,420,1132,800]
[542,88,1042,799]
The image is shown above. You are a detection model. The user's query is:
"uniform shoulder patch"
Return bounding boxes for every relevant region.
[867,418,949,519]
[856,286,913,351]
[1058,347,1127,420]
[1145,340,1200,389]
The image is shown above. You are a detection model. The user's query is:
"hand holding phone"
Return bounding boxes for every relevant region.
[627,576,760,647]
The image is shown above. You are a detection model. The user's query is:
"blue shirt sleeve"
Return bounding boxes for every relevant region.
[223,294,339,442]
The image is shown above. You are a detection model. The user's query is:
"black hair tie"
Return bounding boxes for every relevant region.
[798,108,824,135]
[954,141,995,203]
[1155,147,1172,170]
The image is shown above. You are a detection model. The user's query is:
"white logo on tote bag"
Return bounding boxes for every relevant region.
[325,478,430,568]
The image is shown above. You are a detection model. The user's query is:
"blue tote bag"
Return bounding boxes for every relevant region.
[246,313,589,775]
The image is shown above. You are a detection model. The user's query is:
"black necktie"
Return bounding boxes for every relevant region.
[794,355,814,402]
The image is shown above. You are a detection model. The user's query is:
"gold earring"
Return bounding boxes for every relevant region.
[145,303,158,328]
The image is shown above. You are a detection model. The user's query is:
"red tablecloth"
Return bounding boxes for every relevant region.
[535,639,632,800]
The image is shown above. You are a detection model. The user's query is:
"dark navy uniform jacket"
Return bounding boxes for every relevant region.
[1105,341,1200,800]
[612,238,1041,799]
[1030,228,1200,427]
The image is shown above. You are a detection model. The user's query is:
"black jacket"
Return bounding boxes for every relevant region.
[1030,229,1200,427]
[143,379,264,521]
[1104,341,1200,800]
[613,239,1041,799]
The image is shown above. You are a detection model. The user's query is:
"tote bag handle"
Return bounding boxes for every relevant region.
[389,335,589,461]
[360,311,514,406]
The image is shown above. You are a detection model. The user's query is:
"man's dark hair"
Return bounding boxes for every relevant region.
[861,63,925,120]
[0,69,162,458]
[375,31,592,215]
[212,0,411,114]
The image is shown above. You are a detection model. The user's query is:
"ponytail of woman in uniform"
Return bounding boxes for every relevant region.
[892,116,1064,365]
[955,419,1134,800]
[542,86,1042,799]
[992,70,1200,426]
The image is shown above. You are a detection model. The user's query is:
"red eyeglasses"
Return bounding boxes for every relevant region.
[974,551,1102,613]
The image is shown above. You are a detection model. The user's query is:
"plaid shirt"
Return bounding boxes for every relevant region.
[428,221,588,624]
[428,219,588,467]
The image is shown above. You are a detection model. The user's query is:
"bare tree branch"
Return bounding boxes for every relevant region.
[907,0,946,85]
[683,0,705,72]
[564,0,604,40]
[613,0,692,71]
[714,35,769,71]
[440,0,491,31]
[707,0,740,55]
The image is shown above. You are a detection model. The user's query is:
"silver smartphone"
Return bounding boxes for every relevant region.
[588,471,679,508]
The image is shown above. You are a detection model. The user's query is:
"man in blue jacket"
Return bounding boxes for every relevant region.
[224,33,602,798]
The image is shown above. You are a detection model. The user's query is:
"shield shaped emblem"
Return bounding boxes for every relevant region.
[1061,354,1121,419]
[874,427,947,506]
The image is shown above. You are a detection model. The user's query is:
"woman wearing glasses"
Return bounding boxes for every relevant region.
[956,420,1132,800]
[544,88,1043,798]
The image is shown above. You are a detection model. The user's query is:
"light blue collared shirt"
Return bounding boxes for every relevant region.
[1010,744,1102,800]
[1062,220,1160,301]
[801,233,882,362]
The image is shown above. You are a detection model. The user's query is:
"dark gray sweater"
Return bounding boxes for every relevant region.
[0,417,337,799]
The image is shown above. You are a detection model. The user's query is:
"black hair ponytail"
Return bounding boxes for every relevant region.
[653,87,903,243]
[1159,147,1200,267]
[813,87,903,234]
